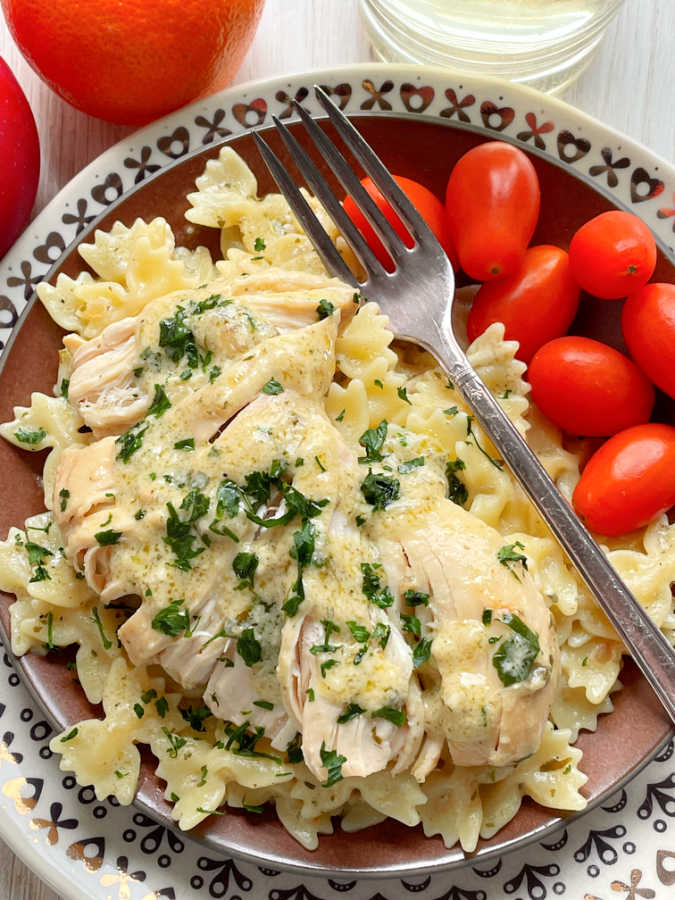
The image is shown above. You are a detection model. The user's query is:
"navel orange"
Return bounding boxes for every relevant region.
[1,0,266,125]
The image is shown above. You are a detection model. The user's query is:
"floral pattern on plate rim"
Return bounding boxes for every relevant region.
[0,65,673,899]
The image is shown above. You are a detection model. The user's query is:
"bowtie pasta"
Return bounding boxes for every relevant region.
[1,147,673,853]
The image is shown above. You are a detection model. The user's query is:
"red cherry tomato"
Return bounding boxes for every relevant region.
[444,141,540,282]
[466,245,579,362]
[0,57,40,259]
[573,423,675,536]
[568,210,656,299]
[622,283,675,399]
[342,175,457,272]
[528,336,654,437]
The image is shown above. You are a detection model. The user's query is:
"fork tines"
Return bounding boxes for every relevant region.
[252,85,438,286]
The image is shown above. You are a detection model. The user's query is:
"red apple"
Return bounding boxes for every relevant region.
[0,56,39,259]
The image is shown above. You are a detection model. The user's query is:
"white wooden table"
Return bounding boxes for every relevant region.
[0,0,672,896]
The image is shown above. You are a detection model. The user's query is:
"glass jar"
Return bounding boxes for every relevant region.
[360,0,626,94]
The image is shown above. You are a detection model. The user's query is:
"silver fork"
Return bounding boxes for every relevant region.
[253,85,675,724]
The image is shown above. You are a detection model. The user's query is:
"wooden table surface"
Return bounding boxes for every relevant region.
[0,0,673,897]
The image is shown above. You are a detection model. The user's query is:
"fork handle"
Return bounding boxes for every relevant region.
[440,344,675,725]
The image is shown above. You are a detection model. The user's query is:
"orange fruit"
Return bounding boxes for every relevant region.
[1,0,266,125]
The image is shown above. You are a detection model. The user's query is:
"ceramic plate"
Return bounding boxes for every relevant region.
[0,64,673,898]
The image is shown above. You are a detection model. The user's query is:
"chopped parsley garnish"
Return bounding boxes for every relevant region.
[262,378,284,395]
[89,606,112,650]
[216,479,240,518]
[141,689,157,703]
[244,803,264,814]
[198,765,208,786]
[398,456,424,474]
[374,378,383,389]
[60,378,70,398]
[497,542,528,581]
[401,614,421,637]
[254,236,266,252]
[404,589,429,607]
[43,611,54,651]
[94,529,122,546]
[372,622,390,649]
[446,458,468,507]
[358,420,387,464]
[232,551,258,589]
[372,706,406,727]
[147,384,171,417]
[134,509,145,520]
[412,638,432,668]
[361,562,393,608]
[162,727,188,758]
[116,422,148,463]
[253,699,274,710]
[159,307,198,368]
[320,742,346,786]
[209,365,221,383]
[115,770,128,779]
[237,628,262,667]
[15,426,46,444]
[466,415,503,469]
[283,520,316,617]
[311,620,341,656]
[164,499,206,570]
[286,733,304,764]
[60,727,78,743]
[151,597,189,637]
[180,704,212,732]
[360,470,400,510]
[26,540,52,583]
[59,488,70,512]
[347,621,370,643]
[397,385,412,405]
[335,409,345,422]
[222,721,281,763]
[320,659,339,677]
[316,298,335,319]
[337,703,364,724]
[314,454,326,472]
[155,697,169,718]
[134,703,144,718]
[492,613,540,686]
[306,688,315,702]
[173,437,195,451]
[482,609,493,626]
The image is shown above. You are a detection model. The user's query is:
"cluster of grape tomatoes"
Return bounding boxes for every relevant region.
[343,142,675,538]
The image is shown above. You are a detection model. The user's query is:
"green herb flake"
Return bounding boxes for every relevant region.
[482,609,493,626]
[148,384,171,417]
[152,598,189,637]
[360,470,400,510]
[446,457,468,507]
[316,298,335,320]
[237,628,262,667]
[174,437,195,451]
[92,607,113,650]
[337,703,365,724]
[497,541,528,581]
[335,409,345,422]
[94,529,122,546]
[358,420,388,464]
[492,613,540,686]
[373,622,390,649]
[466,415,503,470]
[162,727,188,758]
[116,422,148,463]
[306,688,315,702]
[361,562,394,609]
[141,689,157,704]
[397,385,412,405]
[253,699,274,710]
[254,236,266,252]
[398,456,424,474]
[209,365,221,383]
[155,697,169,718]
[404,589,429,607]
[320,741,347,786]
[372,706,406,727]
[262,378,284,395]
[134,703,145,719]
[320,659,339,678]
[286,733,304,764]
[59,488,70,512]
[60,378,70,398]
[15,427,46,444]
[232,551,258,589]
[401,613,421,637]
[43,611,54,651]
[180,704,212,732]
[347,621,370,643]
[412,638,432,668]
[60,727,78,743]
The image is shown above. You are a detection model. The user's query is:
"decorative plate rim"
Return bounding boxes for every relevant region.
[0,62,673,896]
